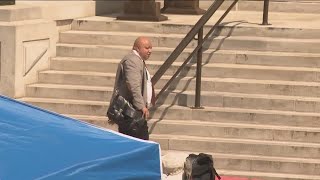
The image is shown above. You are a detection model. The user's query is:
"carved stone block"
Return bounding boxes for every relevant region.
[23,39,49,76]
[0,0,15,5]
[161,0,206,15]
[117,0,168,21]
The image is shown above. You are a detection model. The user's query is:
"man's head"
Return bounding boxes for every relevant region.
[133,37,152,61]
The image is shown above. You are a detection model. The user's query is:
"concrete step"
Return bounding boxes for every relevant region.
[18,97,108,116]
[65,114,118,131]
[151,134,320,159]
[26,83,113,101]
[56,45,320,68]
[50,57,119,73]
[37,71,320,97]
[43,113,320,178]
[38,70,116,86]
[17,97,320,127]
[44,114,320,178]
[150,104,320,127]
[26,83,320,113]
[50,57,320,82]
[59,31,320,53]
[148,119,320,144]
[48,113,320,145]
[236,0,320,14]
[200,78,320,98]
[162,150,320,180]
[39,111,320,145]
[71,14,320,39]
[56,43,129,59]
[159,91,320,113]
[216,169,320,180]
[50,55,320,83]
[15,98,320,160]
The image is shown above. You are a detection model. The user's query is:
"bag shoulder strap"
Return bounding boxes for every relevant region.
[113,60,126,96]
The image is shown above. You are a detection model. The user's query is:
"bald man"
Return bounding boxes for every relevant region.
[108,37,154,140]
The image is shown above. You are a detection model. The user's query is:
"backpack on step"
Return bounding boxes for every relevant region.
[182,153,221,180]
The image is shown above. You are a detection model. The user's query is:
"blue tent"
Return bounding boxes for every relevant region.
[0,95,162,180]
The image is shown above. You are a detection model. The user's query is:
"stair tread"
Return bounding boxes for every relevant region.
[17,97,320,117]
[40,70,115,76]
[52,57,184,66]
[52,56,320,72]
[28,83,111,91]
[148,119,320,132]
[52,57,120,62]
[151,134,320,148]
[65,114,108,121]
[56,43,320,57]
[39,70,320,86]
[61,30,184,38]
[199,77,320,86]
[202,63,320,72]
[61,30,320,42]
[57,43,129,49]
[157,104,320,117]
[163,150,320,164]
[217,169,320,179]
[18,97,107,105]
[52,114,320,132]
[27,83,320,102]
[169,90,320,102]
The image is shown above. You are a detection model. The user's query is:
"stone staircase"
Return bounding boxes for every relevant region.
[17,8,320,180]
[156,0,320,14]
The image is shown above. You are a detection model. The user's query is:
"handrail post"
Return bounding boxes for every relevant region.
[153,0,239,102]
[151,0,225,85]
[194,27,203,109]
[262,0,270,25]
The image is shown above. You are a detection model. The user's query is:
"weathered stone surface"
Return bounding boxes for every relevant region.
[117,0,167,21]
[161,151,188,175]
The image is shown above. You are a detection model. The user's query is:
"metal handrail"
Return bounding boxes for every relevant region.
[152,0,270,108]
[151,0,227,85]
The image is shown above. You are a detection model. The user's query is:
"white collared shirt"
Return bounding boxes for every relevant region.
[133,50,152,107]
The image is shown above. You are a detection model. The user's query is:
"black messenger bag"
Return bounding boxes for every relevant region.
[106,92,137,125]
[182,153,221,180]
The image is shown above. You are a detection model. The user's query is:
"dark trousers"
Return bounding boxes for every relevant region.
[118,116,149,140]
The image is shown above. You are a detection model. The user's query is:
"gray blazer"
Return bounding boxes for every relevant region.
[110,51,148,110]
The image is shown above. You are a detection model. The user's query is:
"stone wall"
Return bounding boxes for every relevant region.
[0,1,123,98]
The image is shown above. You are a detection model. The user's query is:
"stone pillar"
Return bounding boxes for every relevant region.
[0,0,15,5]
[161,0,206,14]
[0,5,57,98]
[117,0,168,21]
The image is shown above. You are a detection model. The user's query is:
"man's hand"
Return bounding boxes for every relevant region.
[141,107,149,119]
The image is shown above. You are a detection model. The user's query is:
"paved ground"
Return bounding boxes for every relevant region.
[163,172,183,180]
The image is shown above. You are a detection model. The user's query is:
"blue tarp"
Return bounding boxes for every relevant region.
[0,95,162,180]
